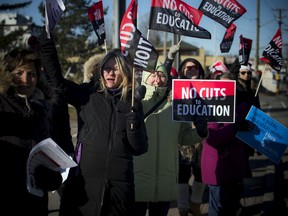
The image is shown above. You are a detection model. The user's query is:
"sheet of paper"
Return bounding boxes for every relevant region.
[26,138,77,197]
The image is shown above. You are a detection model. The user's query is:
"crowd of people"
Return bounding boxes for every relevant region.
[1,27,263,216]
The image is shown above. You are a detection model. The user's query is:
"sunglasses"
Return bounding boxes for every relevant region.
[185,66,198,70]
[240,71,252,75]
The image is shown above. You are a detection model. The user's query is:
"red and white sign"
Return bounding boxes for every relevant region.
[172,79,236,123]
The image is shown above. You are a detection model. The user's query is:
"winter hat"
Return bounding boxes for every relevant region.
[239,64,252,72]
[141,61,167,84]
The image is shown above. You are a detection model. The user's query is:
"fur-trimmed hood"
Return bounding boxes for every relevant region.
[83,53,105,83]
[0,57,13,95]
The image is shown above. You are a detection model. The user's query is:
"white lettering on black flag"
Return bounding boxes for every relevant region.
[88,1,106,46]
[120,0,159,71]
[260,28,282,72]
[198,0,246,28]
[172,79,236,123]
[149,0,211,39]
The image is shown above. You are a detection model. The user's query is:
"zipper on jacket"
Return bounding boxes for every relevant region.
[100,97,116,212]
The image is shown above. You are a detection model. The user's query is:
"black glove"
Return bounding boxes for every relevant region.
[135,85,146,100]
[194,116,208,138]
[235,119,254,131]
[34,165,62,191]
[126,110,140,131]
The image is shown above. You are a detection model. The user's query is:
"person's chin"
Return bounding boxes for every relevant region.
[106,84,116,89]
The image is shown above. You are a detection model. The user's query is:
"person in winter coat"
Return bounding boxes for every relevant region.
[201,65,260,216]
[237,64,261,108]
[177,58,208,216]
[26,34,75,156]
[0,48,63,216]
[132,60,207,216]
[39,32,148,216]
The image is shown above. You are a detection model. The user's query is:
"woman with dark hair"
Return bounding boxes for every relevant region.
[177,58,207,216]
[178,58,205,80]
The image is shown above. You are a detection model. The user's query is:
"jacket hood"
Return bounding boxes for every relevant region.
[83,54,104,83]
[0,59,13,95]
[141,61,168,84]
[178,58,205,79]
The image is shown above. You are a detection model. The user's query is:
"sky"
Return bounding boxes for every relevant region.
[3,0,288,57]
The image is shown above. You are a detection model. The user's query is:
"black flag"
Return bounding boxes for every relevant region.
[260,28,282,71]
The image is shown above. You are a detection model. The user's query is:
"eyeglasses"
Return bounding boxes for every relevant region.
[240,71,252,75]
[185,66,198,70]
[103,67,119,74]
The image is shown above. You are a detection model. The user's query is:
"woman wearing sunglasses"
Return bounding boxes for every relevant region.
[236,64,261,109]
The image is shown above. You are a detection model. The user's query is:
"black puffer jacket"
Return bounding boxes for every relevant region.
[40,33,148,216]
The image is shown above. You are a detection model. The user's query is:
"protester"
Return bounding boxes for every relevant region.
[39,32,149,216]
[237,63,261,108]
[201,63,260,216]
[177,58,208,216]
[26,34,75,156]
[132,48,207,216]
[0,47,63,216]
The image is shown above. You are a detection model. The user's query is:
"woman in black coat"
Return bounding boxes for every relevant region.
[0,48,62,216]
[40,33,148,216]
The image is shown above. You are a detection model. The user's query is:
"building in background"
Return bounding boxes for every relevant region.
[0,12,42,50]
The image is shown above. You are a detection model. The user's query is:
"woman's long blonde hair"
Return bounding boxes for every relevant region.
[98,49,132,101]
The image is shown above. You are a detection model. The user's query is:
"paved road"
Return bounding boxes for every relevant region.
[48,91,288,216]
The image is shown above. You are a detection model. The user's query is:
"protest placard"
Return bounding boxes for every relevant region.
[172,79,236,122]
[236,106,288,164]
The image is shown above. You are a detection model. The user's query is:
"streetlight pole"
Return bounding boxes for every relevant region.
[113,0,126,48]
[255,0,260,78]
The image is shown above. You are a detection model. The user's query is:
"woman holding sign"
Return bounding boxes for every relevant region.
[177,58,207,216]
[201,63,260,216]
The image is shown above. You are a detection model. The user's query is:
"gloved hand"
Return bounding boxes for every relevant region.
[236,102,250,119]
[126,110,140,131]
[135,85,146,100]
[168,44,180,59]
[34,165,63,191]
[26,35,40,54]
[235,119,254,131]
[194,116,208,138]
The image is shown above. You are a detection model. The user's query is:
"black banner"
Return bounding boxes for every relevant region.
[198,0,246,28]
[87,1,106,46]
[260,28,282,71]
[120,0,159,72]
[239,35,252,65]
[220,23,236,53]
[149,0,211,39]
